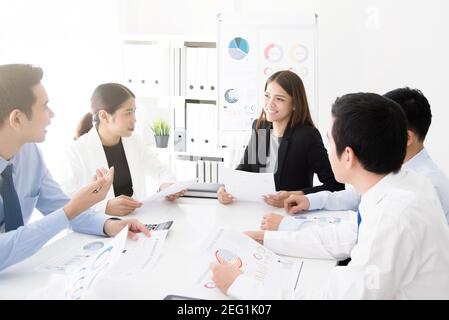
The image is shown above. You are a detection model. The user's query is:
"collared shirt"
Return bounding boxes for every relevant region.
[279,148,449,231]
[279,185,360,231]
[0,143,110,271]
[402,148,449,223]
[228,170,449,299]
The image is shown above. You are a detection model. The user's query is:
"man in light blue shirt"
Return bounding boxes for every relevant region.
[261,87,449,231]
[0,64,151,271]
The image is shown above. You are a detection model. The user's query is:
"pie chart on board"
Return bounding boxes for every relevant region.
[228,37,249,60]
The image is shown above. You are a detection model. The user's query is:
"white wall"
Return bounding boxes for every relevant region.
[121,0,449,175]
[1,0,448,175]
[0,0,123,170]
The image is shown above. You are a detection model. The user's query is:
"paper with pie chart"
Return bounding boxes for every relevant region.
[35,238,120,275]
[64,226,128,300]
[198,229,303,293]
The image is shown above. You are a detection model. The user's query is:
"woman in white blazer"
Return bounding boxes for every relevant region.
[57,83,180,216]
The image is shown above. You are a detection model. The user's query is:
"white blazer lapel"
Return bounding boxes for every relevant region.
[86,128,115,200]
[122,135,146,200]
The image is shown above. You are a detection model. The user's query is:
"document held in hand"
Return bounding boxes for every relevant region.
[221,168,276,202]
[143,180,196,203]
[200,229,303,295]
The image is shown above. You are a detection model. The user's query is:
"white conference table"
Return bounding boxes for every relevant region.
[0,197,345,300]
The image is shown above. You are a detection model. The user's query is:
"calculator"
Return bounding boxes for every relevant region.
[145,220,174,231]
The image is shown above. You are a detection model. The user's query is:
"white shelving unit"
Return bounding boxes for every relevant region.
[122,34,225,183]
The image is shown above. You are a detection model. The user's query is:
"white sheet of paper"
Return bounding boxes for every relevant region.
[36,239,111,274]
[221,168,275,202]
[108,230,168,278]
[64,226,128,300]
[143,180,196,203]
[199,229,302,295]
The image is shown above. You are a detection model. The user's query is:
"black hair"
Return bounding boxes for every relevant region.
[331,93,408,174]
[75,83,135,139]
[0,64,43,125]
[384,87,431,142]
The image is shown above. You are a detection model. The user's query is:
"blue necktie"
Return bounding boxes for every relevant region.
[356,209,362,241]
[1,164,24,232]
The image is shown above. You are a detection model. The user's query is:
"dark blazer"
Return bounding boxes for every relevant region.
[236,120,344,194]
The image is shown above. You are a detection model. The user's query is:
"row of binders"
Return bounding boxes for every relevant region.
[185,47,217,101]
[174,158,224,184]
[197,159,224,184]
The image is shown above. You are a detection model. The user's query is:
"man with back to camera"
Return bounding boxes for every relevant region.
[0,64,151,272]
[261,87,449,232]
[211,92,449,299]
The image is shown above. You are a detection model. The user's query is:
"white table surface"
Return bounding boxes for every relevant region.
[0,197,343,300]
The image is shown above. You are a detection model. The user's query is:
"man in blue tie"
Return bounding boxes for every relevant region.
[210,93,449,299]
[0,64,151,271]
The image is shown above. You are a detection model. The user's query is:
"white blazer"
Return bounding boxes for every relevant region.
[55,127,175,213]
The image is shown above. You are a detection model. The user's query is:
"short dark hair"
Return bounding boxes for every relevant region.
[0,64,43,125]
[331,93,408,174]
[384,87,431,142]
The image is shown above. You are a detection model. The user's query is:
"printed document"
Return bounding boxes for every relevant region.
[198,229,303,296]
[143,180,196,203]
[221,168,275,202]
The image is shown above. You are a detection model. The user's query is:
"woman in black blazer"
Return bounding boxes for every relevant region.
[218,70,344,205]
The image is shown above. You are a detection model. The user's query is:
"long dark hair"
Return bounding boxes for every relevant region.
[75,83,135,139]
[256,70,314,131]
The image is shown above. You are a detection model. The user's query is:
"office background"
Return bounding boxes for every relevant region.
[0,0,448,179]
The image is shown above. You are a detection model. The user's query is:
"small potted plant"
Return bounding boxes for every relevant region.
[151,118,170,148]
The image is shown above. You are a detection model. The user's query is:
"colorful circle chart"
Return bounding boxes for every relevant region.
[288,66,309,77]
[264,43,284,63]
[253,253,263,260]
[204,281,216,289]
[291,44,309,63]
[215,249,243,268]
[243,105,257,113]
[264,66,274,76]
[228,37,249,60]
[224,89,239,104]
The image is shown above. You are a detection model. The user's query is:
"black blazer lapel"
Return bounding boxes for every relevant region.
[256,122,272,167]
[274,124,293,190]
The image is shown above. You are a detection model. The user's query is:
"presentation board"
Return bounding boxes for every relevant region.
[217,13,318,151]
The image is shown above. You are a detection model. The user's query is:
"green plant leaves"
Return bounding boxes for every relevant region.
[151,118,170,136]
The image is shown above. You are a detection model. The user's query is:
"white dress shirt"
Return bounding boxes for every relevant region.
[228,170,449,299]
[402,148,449,223]
[53,128,175,213]
[280,148,449,230]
